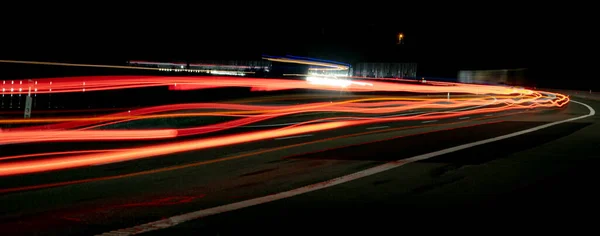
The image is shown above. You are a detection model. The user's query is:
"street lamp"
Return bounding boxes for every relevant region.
[397,33,404,44]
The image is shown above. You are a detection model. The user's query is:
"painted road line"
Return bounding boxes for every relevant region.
[273,134,313,140]
[366,126,389,130]
[458,117,470,120]
[421,120,438,124]
[485,114,494,117]
[99,100,592,236]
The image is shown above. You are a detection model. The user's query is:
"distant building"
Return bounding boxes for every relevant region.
[127,60,271,76]
[458,68,529,86]
[127,59,421,80]
[353,62,417,78]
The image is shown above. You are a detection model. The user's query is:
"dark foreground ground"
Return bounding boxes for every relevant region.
[0,97,598,235]
[145,98,600,235]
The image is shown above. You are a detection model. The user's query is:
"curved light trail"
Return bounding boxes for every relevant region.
[2,75,532,95]
[0,74,569,177]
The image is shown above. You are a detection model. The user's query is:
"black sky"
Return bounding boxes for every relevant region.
[3,17,597,89]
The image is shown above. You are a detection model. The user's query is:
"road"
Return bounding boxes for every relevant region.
[0,102,595,235]
[0,77,594,235]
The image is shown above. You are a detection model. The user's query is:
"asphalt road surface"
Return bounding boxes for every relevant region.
[0,97,598,235]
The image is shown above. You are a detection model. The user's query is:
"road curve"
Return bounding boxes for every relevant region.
[0,96,593,235]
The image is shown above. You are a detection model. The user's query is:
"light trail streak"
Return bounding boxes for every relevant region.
[0,95,532,126]
[0,94,551,145]
[0,122,348,176]
[0,130,177,145]
[0,94,567,175]
[0,60,163,71]
[0,149,129,161]
[1,75,532,96]
[0,109,529,193]
[262,57,349,70]
[0,72,568,177]
[0,93,565,142]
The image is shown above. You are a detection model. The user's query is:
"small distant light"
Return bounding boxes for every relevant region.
[128,110,131,113]
[83,88,85,92]
[49,89,52,91]
[35,88,37,92]
[35,81,37,85]
[11,81,14,84]
[20,81,22,84]
[83,82,86,85]
[50,81,52,85]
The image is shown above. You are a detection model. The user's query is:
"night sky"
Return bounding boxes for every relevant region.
[3,18,597,90]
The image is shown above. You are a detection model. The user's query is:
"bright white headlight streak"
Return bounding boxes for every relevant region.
[306,76,372,88]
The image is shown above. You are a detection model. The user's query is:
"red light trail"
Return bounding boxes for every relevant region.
[2,75,533,95]
[0,75,568,176]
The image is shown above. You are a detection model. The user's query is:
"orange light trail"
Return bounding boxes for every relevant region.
[0,94,567,175]
[0,149,129,161]
[2,75,531,95]
[0,130,177,145]
[0,95,528,143]
[0,73,569,177]
[0,113,516,193]
[0,121,347,176]
[0,92,566,145]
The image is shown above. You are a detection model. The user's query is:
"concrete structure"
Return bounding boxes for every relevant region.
[127,60,271,76]
[353,62,417,78]
[458,68,528,86]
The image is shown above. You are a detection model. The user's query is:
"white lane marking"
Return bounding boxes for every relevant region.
[485,114,494,117]
[458,117,470,120]
[366,126,389,130]
[273,134,313,140]
[101,98,589,236]
[421,120,438,124]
